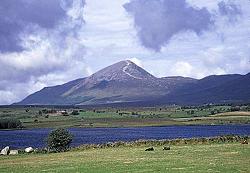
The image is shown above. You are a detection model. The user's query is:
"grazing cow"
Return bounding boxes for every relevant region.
[145,147,154,151]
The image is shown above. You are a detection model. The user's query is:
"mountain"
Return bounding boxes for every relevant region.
[16,60,250,106]
[159,73,250,105]
[17,60,196,105]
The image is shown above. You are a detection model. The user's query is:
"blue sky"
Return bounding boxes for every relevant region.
[0,0,250,104]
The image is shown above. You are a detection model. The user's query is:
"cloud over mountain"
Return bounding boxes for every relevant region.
[0,0,87,104]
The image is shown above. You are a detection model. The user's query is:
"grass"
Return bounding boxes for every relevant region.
[0,143,249,173]
[0,106,250,128]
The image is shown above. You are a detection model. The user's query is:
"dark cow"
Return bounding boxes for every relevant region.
[163,146,171,150]
[145,147,154,151]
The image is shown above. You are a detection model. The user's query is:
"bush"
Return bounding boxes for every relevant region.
[0,119,22,129]
[71,110,79,115]
[230,106,240,112]
[47,128,73,152]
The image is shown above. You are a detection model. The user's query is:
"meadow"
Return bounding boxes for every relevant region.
[0,142,249,173]
[0,105,250,128]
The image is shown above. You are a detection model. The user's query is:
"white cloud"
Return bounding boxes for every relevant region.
[80,0,148,70]
[170,62,193,77]
[0,91,19,105]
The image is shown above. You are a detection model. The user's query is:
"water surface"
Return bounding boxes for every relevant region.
[0,125,250,149]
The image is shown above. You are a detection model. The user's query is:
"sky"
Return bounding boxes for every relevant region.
[0,0,250,104]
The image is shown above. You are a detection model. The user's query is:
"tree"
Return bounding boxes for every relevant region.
[47,128,73,152]
[0,118,22,129]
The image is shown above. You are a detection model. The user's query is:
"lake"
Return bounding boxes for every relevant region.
[1,125,250,149]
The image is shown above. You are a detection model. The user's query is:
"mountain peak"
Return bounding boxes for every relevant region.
[87,59,156,82]
[121,59,133,63]
[59,59,158,97]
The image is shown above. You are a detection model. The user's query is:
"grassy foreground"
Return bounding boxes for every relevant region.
[0,143,249,173]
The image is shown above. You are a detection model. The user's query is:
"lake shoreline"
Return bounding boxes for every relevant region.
[72,135,249,151]
[1,123,250,131]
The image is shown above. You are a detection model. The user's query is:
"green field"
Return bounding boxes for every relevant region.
[1,106,249,172]
[0,143,249,173]
[0,105,250,128]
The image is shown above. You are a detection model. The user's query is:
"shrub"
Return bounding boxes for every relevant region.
[0,118,22,129]
[47,128,73,152]
[230,106,240,112]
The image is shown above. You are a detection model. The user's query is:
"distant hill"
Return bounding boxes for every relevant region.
[160,73,250,105]
[16,60,250,106]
